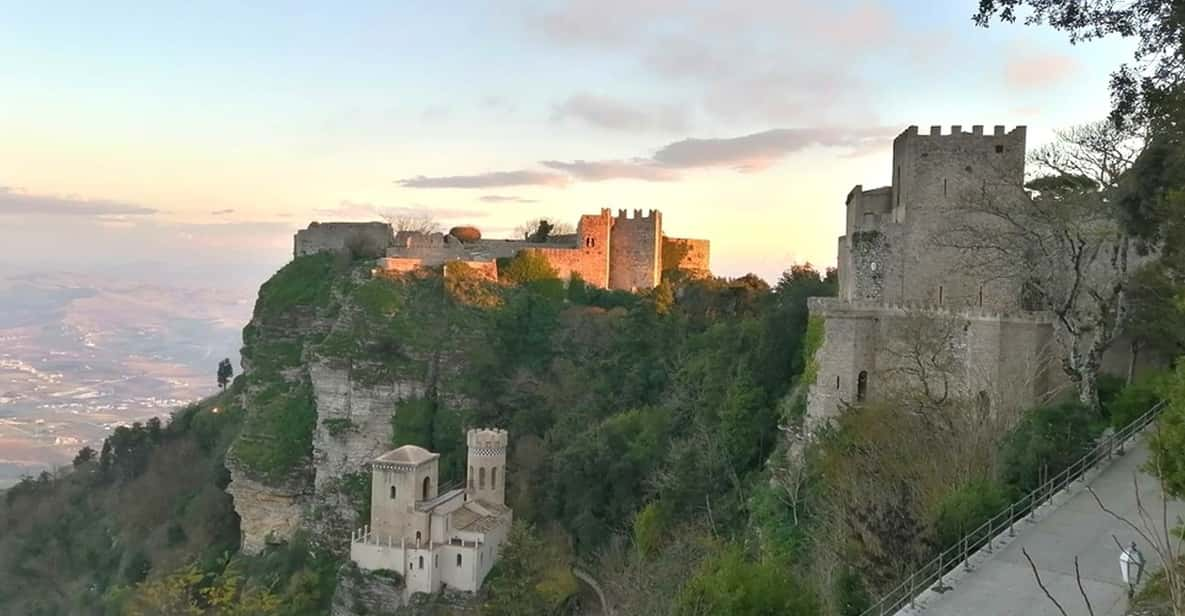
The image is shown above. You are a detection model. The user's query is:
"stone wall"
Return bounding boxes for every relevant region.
[609,209,662,290]
[803,297,1064,429]
[661,237,710,276]
[296,222,395,259]
[575,210,612,288]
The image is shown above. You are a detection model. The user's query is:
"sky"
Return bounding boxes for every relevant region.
[0,0,1136,284]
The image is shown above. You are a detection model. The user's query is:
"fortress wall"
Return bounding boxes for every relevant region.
[609,209,661,290]
[295,222,394,259]
[661,237,710,275]
[523,247,605,286]
[378,257,426,274]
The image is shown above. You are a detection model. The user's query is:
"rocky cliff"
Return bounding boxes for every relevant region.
[225,255,486,556]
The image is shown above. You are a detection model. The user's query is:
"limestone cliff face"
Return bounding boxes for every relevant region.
[225,259,481,557]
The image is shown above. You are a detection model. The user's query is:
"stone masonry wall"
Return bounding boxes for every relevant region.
[661,237,710,276]
[609,209,662,291]
[296,222,395,259]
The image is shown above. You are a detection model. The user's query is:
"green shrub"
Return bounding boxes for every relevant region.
[833,566,872,616]
[673,545,819,616]
[253,253,336,320]
[1149,363,1185,499]
[931,479,1010,550]
[999,401,1101,493]
[1107,371,1168,429]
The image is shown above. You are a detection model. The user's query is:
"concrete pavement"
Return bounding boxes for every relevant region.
[906,438,1185,616]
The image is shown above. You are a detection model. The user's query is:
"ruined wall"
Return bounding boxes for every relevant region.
[295,222,394,259]
[839,185,904,303]
[378,257,426,274]
[609,209,662,291]
[661,237,711,276]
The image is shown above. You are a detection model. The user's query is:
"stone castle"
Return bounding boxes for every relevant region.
[293,209,710,291]
[350,429,513,599]
[806,125,1143,426]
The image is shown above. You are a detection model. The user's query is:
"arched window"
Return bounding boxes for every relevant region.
[456,553,463,567]
[857,371,868,402]
[418,556,424,569]
[422,476,431,500]
[479,467,486,489]
[389,485,396,499]
[435,554,438,568]
[491,467,498,489]
[468,466,474,490]
[416,530,422,544]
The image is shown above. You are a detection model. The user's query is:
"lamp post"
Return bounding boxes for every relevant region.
[1119,541,1145,598]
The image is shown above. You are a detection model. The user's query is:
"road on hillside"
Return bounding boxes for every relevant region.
[911,439,1185,616]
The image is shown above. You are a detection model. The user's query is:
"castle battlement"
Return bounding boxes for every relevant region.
[898,124,1026,139]
[614,208,660,221]
[466,428,508,450]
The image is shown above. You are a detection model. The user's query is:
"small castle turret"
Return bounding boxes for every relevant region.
[466,428,508,505]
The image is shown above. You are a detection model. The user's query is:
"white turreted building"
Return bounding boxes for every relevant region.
[350,428,513,599]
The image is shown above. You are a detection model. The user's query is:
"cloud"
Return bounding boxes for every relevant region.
[0,186,158,217]
[652,127,893,171]
[1004,51,1079,90]
[210,208,235,216]
[525,1,930,125]
[314,200,489,220]
[552,93,688,132]
[479,195,538,204]
[397,170,571,189]
[541,159,681,181]
[397,126,890,188]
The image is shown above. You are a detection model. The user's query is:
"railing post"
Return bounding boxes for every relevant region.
[909,571,916,608]
[1009,502,1015,537]
[963,535,971,572]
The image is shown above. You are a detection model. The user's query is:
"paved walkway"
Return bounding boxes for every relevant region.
[908,439,1184,616]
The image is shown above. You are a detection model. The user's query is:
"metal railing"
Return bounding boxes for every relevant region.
[860,401,1168,616]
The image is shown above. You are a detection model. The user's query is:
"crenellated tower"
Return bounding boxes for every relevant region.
[609,208,663,291]
[466,428,508,505]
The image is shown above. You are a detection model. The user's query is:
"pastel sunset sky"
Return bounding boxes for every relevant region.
[0,0,1133,284]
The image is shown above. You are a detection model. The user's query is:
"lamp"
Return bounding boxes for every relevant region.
[1119,542,1145,598]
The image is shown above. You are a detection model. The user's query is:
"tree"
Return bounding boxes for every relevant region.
[941,122,1143,412]
[973,0,1185,125]
[383,212,440,235]
[501,251,559,286]
[515,218,574,242]
[673,545,819,616]
[72,446,96,467]
[217,358,233,390]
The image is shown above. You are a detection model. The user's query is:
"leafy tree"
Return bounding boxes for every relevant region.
[73,446,96,467]
[482,523,576,616]
[217,358,234,390]
[501,251,560,286]
[1150,362,1185,498]
[998,401,1102,493]
[930,479,1010,551]
[515,218,574,242]
[673,545,819,616]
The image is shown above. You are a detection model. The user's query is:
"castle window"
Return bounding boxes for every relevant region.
[416,530,422,543]
[469,466,474,490]
[978,286,984,306]
[390,486,397,499]
[995,145,1004,153]
[857,371,868,402]
[835,376,841,390]
[457,554,463,567]
[965,165,972,173]
[491,467,498,489]
[422,476,431,500]
[419,556,424,569]
[435,554,439,568]
[938,285,944,304]
[479,467,486,489]
[943,179,948,197]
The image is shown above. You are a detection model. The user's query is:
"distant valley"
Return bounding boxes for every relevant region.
[0,271,253,487]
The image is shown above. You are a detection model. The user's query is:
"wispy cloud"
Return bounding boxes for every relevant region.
[541,159,681,181]
[552,92,688,132]
[397,125,888,188]
[479,195,538,204]
[397,170,572,189]
[210,208,235,216]
[0,186,158,217]
[652,127,893,171]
